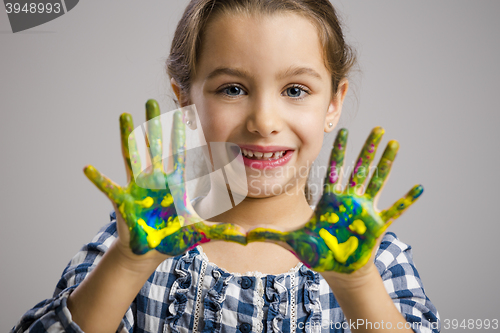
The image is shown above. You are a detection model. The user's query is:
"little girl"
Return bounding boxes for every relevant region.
[12,0,440,332]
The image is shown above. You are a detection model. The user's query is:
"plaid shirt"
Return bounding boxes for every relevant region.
[12,212,440,333]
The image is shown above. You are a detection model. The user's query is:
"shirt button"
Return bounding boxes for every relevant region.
[212,270,221,279]
[241,277,252,289]
[239,323,252,333]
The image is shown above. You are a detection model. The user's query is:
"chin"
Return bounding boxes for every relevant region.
[246,177,303,199]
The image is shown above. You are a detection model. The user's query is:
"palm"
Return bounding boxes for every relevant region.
[248,127,423,273]
[84,100,246,256]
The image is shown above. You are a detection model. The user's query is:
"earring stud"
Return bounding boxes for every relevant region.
[328,122,333,128]
[186,120,192,126]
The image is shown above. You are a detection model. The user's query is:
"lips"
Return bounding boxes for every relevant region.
[225,144,295,169]
[243,150,294,169]
[241,148,286,160]
[237,144,295,169]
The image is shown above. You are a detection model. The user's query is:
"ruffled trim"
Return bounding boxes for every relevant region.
[195,245,304,333]
[300,265,322,333]
[192,247,236,333]
[201,268,232,333]
[265,275,289,333]
[166,251,196,333]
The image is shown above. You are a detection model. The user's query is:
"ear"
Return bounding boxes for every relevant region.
[324,78,349,133]
[170,78,189,107]
[170,78,196,129]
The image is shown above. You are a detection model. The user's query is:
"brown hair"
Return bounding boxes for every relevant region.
[166,0,357,204]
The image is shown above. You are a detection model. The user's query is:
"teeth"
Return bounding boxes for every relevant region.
[241,149,286,160]
[253,151,263,158]
[263,152,273,158]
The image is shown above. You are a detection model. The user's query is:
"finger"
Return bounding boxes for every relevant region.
[83,165,124,204]
[145,99,163,171]
[152,221,248,256]
[200,222,248,245]
[120,113,142,182]
[246,226,293,251]
[170,110,186,172]
[324,128,348,192]
[365,140,399,199]
[348,127,384,193]
[380,184,424,224]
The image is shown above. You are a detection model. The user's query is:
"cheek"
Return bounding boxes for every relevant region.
[191,97,231,142]
[203,114,242,146]
[294,117,325,154]
[295,117,324,148]
[199,113,225,142]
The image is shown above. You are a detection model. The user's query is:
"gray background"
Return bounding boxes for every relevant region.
[1,0,499,331]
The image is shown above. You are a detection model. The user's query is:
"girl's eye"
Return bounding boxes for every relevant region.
[216,84,310,99]
[218,85,246,97]
[284,85,310,99]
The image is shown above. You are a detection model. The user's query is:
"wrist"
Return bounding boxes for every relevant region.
[322,262,380,293]
[109,240,167,276]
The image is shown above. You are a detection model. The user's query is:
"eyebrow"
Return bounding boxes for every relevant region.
[205,65,322,81]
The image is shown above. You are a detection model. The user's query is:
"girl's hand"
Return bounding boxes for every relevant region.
[84,99,247,261]
[247,127,423,274]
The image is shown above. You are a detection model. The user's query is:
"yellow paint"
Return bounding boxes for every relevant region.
[168,215,185,227]
[319,212,339,224]
[402,197,412,209]
[136,197,154,208]
[350,219,366,235]
[161,194,174,207]
[374,222,390,238]
[222,227,247,237]
[119,203,127,218]
[138,216,184,249]
[319,228,358,264]
[339,205,346,213]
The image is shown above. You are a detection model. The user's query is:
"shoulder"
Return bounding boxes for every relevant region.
[374,231,414,275]
[70,213,119,263]
[373,232,426,293]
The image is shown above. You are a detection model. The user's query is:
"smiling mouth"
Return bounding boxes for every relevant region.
[227,145,294,168]
[241,148,290,160]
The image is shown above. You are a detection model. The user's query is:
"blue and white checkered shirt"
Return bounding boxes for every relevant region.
[12,212,440,333]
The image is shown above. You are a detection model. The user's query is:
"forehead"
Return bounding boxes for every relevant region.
[195,12,328,81]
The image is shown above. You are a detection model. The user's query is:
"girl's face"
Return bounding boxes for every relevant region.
[175,13,347,198]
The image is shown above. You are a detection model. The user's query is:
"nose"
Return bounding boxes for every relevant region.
[246,95,284,137]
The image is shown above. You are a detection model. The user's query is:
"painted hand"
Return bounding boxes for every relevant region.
[248,127,423,273]
[84,100,246,256]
